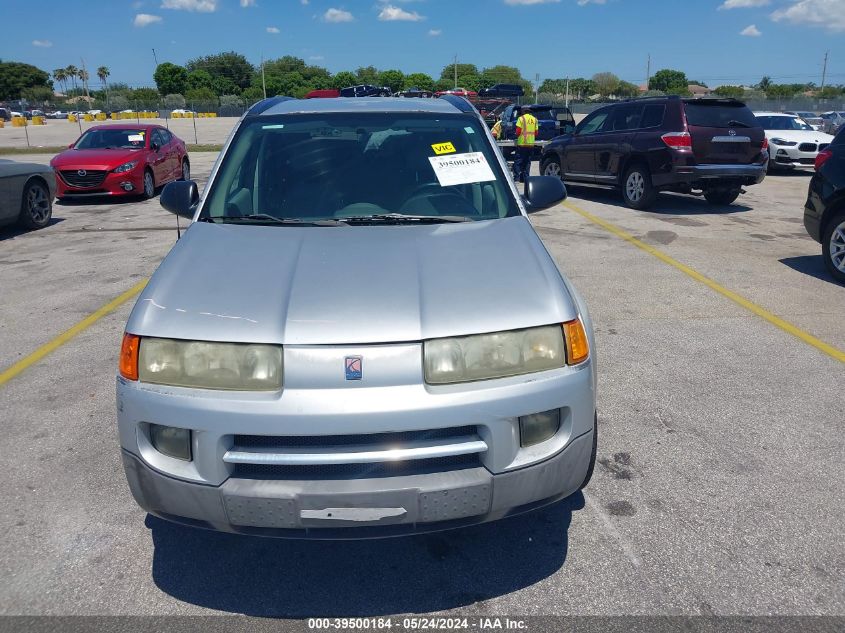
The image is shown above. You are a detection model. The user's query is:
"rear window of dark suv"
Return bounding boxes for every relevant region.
[683,101,758,129]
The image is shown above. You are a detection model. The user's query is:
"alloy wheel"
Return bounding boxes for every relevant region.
[544,161,561,177]
[626,171,644,202]
[144,172,154,198]
[182,161,190,181]
[27,184,50,223]
[830,221,845,274]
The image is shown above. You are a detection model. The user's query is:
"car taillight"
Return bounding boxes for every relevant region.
[661,132,692,150]
[761,137,768,151]
[815,148,833,170]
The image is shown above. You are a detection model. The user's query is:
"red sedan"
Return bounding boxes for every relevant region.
[434,88,478,98]
[50,124,189,200]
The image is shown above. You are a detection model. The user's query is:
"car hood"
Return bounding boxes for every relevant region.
[126,217,577,345]
[764,129,834,143]
[50,148,143,170]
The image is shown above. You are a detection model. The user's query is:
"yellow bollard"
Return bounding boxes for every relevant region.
[68,114,77,122]
[83,114,93,121]
[96,113,106,121]
[32,116,46,125]
[12,117,26,127]
[0,119,4,128]
[111,112,118,120]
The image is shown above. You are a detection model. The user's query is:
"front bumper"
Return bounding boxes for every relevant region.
[770,145,823,169]
[117,353,596,537]
[121,429,593,538]
[54,168,144,197]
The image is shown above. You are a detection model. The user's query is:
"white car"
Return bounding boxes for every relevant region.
[754,112,835,171]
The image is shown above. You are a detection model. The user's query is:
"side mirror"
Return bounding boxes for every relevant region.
[67,143,74,149]
[160,180,199,218]
[522,176,567,213]
[150,142,160,152]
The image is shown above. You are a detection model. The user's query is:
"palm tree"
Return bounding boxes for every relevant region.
[53,68,67,95]
[78,69,91,104]
[66,65,78,93]
[97,66,110,108]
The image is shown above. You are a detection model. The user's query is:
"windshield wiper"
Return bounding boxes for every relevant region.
[339,213,472,224]
[212,214,346,226]
[726,120,751,128]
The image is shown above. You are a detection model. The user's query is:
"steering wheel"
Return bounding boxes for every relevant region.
[400,182,475,215]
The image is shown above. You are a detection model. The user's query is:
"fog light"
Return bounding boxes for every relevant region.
[149,424,192,460]
[519,409,561,447]
[121,182,134,191]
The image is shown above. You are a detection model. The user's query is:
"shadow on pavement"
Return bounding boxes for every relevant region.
[0,217,65,241]
[780,255,840,285]
[148,493,584,617]
[565,185,753,216]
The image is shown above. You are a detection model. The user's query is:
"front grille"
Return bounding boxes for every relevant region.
[799,157,815,165]
[819,143,829,152]
[232,453,482,480]
[798,143,817,152]
[59,169,107,188]
[234,426,477,449]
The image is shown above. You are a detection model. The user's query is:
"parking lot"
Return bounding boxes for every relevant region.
[0,152,842,617]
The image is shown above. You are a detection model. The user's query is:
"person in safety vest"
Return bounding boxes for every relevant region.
[512,106,538,184]
[490,119,502,141]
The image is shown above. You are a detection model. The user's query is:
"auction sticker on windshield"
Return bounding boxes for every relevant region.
[428,152,496,187]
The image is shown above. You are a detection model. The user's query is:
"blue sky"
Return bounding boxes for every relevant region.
[2,0,844,88]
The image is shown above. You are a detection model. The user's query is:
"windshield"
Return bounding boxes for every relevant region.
[201,112,520,223]
[684,102,758,128]
[74,128,147,150]
[755,116,813,131]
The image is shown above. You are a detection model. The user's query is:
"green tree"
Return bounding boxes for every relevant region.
[154,63,188,96]
[649,68,688,94]
[0,61,52,100]
[456,74,482,91]
[211,76,240,96]
[616,80,640,98]
[765,84,798,99]
[439,63,478,84]
[355,66,380,85]
[265,55,306,74]
[333,71,358,90]
[185,88,217,107]
[186,51,254,91]
[187,69,214,92]
[539,78,567,95]
[163,93,186,109]
[53,68,68,95]
[592,72,620,97]
[756,76,771,91]
[378,69,404,93]
[129,87,161,108]
[110,94,129,110]
[817,86,843,99]
[65,65,78,91]
[479,65,524,89]
[21,85,53,104]
[569,78,596,100]
[241,85,265,102]
[403,72,434,91]
[713,85,745,98]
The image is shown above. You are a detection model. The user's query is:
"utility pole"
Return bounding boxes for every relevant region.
[820,50,829,91]
[80,58,91,104]
[454,54,458,89]
[646,53,651,91]
[152,48,159,67]
[261,54,267,99]
[565,77,570,108]
[535,73,540,104]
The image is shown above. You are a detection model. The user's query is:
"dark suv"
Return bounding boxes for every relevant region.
[804,126,845,283]
[540,97,768,209]
[479,84,525,99]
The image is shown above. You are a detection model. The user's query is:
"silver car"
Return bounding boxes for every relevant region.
[0,160,55,231]
[117,96,597,537]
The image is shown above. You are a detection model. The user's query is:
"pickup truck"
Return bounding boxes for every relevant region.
[498,104,576,158]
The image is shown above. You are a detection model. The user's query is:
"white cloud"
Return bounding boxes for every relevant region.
[740,23,762,35]
[719,0,769,9]
[378,4,424,20]
[771,0,845,32]
[323,8,353,21]
[301,0,309,4]
[32,39,53,47]
[134,13,163,26]
[132,1,144,8]
[577,0,605,5]
[266,26,279,33]
[504,0,560,4]
[428,28,442,36]
[160,0,217,12]
[240,0,256,6]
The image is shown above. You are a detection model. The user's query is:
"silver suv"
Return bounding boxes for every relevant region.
[117,96,598,537]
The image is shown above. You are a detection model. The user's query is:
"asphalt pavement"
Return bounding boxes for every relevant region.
[0,153,842,618]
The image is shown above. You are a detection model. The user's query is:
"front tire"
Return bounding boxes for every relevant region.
[179,158,190,182]
[17,180,52,230]
[622,163,656,210]
[541,155,562,179]
[822,210,845,284]
[703,187,742,206]
[141,169,155,200]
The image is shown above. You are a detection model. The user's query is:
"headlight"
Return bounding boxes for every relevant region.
[113,160,138,173]
[138,337,283,390]
[424,325,567,384]
[769,138,797,147]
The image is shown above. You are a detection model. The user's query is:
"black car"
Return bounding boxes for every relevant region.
[0,107,11,121]
[398,87,433,98]
[540,96,768,209]
[804,127,845,283]
[340,84,392,98]
[479,84,525,99]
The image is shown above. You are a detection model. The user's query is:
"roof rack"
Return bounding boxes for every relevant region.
[438,94,476,113]
[620,95,682,103]
[247,96,294,116]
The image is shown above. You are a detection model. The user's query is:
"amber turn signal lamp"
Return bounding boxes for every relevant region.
[563,318,589,365]
[119,333,140,380]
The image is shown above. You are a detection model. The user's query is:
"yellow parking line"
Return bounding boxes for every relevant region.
[563,201,845,364]
[0,279,148,387]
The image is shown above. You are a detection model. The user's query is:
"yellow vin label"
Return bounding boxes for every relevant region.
[431,142,456,155]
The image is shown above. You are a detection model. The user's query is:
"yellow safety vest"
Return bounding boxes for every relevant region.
[516,113,538,147]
